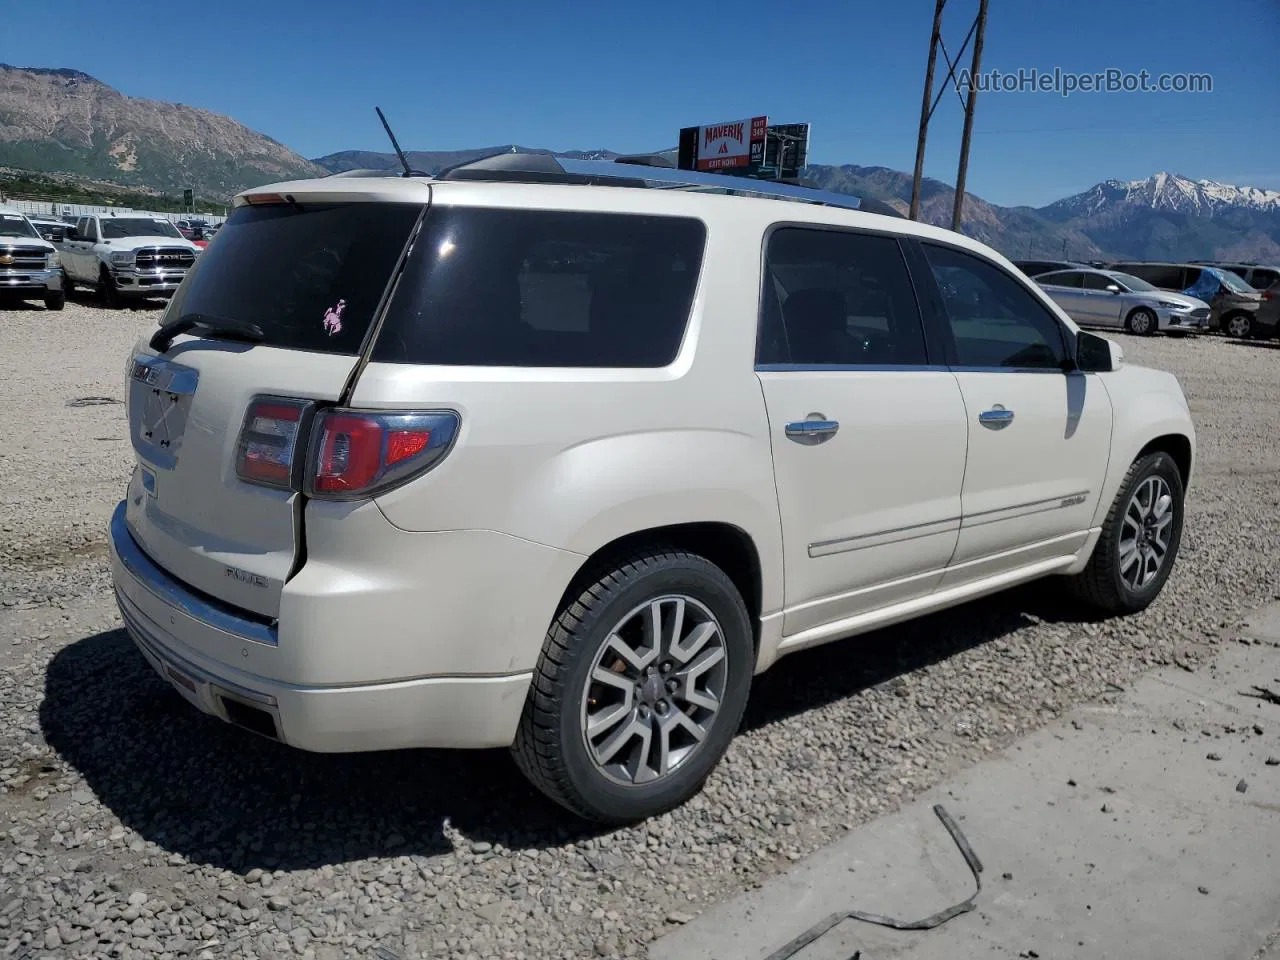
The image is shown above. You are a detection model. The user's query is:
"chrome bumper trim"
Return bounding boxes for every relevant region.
[110,501,279,647]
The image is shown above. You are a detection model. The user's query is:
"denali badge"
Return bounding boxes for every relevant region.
[1060,494,1088,508]
[225,566,268,589]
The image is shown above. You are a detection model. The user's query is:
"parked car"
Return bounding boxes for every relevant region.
[26,216,70,243]
[1012,259,1091,278]
[1034,268,1210,335]
[62,214,200,307]
[0,206,65,310]
[175,218,210,241]
[109,157,1195,824]
[1106,261,1265,338]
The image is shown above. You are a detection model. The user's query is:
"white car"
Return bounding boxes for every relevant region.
[1035,267,1211,335]
[109,156,1196,823]
[62,214,199,306]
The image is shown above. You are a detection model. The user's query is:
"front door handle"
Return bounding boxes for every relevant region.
[785,418,840,445]
[978,406,1014,429]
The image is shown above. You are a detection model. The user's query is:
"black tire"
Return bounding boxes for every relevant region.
[512,548,754,824]
[62,273,75,296]
[1222,312,1253,338]
[1064,451,1185,615]
[1125,307,1157,336]
[98,267,121,308]
[43,290,66,311]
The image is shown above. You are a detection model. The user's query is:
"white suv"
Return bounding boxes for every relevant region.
[109,155,1195,823]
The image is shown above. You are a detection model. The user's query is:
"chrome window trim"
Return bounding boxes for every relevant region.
[110,501,279,647]
[755,363,1075,374]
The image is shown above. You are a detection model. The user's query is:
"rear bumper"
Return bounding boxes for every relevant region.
[108,501,534,751]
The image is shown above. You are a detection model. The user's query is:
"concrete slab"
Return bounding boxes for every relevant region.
[651,607,1280,960]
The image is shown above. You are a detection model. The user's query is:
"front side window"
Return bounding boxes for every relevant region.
[757,227,928,366]
[922,242,1068,370]
[375,208,705,367]
[1082,272,1117,291]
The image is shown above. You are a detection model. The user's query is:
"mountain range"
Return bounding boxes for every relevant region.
[2,64,1277,263]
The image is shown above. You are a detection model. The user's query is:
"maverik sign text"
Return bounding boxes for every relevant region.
[678,116,768,171]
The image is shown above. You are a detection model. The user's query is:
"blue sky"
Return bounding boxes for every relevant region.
[3,0,1277,207]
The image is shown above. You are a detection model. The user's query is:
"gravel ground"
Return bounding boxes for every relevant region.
[1,298,1278,960]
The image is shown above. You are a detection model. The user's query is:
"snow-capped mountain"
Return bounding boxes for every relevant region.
[1043,172,1280,220]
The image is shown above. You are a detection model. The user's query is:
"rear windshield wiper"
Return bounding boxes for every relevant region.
[150,313,265,353]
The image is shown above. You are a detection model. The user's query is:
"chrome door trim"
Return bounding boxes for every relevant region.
[808,515,962,558]
[960,490,1092,529]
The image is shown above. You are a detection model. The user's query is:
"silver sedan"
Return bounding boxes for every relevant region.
[1036,268,1211,335]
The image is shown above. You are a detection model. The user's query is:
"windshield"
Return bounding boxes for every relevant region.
[1212,267,1255,294]
[1110,272,1157,293]
[0,213,39,240]
[101,217,184,240]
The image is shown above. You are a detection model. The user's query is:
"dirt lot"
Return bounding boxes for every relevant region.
[1,297,1278,959]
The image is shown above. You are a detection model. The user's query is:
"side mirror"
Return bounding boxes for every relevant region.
[1105,284,1121,294]
[1076,330,1120,372]
[66,228,78,240]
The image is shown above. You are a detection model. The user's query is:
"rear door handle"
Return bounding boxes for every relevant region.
[978,406,1014,428]
[785,419,839,444]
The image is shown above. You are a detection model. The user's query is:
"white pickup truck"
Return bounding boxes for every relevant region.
[62,214,200,307]
[0,206,64,310]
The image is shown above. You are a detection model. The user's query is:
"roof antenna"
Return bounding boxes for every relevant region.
[375,106,413,177]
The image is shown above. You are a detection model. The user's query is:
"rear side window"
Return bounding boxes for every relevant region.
[374,208,705,367]
[756,227,928,366]
[1252,268,1280,289]
[165,202,423,355]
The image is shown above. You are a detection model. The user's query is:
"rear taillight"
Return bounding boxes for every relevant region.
[305,409,459,500]
[235,397,312,490]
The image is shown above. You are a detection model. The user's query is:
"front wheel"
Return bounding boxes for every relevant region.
[43,290,66,311]
[98,267,122,309]
[1223,313,1253,338]
[1125,307,1157,336]
[1064,451,1185,615]
[512,548,754,823]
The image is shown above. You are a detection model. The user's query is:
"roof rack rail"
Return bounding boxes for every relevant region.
[431,151,901,217]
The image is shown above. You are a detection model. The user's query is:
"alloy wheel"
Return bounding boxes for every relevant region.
[1118,475,1174,590]
[580,595,728,786]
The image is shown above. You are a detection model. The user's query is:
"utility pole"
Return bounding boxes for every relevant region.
[950,0,989,232]
[909,0,945,222]
[908,0,991,232]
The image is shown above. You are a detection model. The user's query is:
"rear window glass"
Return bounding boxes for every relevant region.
[373,207,705,367]
[165,202,423,355]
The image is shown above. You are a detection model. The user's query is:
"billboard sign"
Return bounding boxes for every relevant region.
[678,116,768,171]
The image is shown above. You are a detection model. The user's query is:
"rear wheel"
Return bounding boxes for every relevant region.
[1223,312,1253,338]
[1064,451,1184,615]
[1125,307,1157,335]
[512,548,754,823]
[43,290,65,311]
